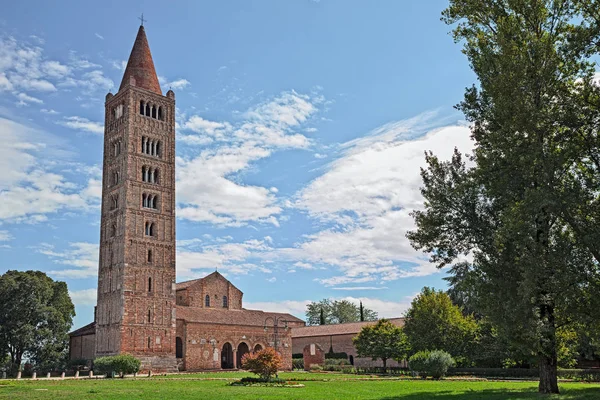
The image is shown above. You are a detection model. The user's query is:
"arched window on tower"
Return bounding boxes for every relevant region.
[223,296,228,308]
[158,107,163,121]
[147,309,152,323]
[145,221,154,236]
[205,295,210,307]
[148,277,152,292]
[147,249,152,263]
[145,103,151,117]
[140,100,144,115]
[152,105,157,119]
[111,194,118,210]
[151,195,158,209]
[147,337,151,348]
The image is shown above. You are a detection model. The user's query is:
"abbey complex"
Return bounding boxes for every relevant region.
[68,25,403,372]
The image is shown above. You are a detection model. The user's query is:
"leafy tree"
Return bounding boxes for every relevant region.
[241,347,282,381]
[408,1,600,393]
[0,270,75,374]
[352,319,409,369]
[409,350,455,380]
[306,299,377,325]
[403,287,477,364]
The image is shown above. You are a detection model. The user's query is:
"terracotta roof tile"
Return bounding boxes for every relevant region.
[119,26,162,95]
[176,306,305,328]
[291,318,404,338]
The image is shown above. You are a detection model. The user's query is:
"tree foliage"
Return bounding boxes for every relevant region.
[306,299,377,325]
[408,0,600,394]
[0,270,75,373]
[241,347,282,381]
[403,287,477,364]
[352,319,410,369]
[409,350,455,379]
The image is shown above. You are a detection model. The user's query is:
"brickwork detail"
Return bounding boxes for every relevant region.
[303,343,325,371]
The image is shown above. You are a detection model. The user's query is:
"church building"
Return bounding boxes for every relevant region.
[68,24,304,372]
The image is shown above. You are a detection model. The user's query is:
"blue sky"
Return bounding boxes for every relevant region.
[0,0,477,330]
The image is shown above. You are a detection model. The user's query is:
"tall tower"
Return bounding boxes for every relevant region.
[95,25,177,372]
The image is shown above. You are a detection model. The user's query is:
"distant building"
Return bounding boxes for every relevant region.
[68,24,304,372]
[291,318,407,368]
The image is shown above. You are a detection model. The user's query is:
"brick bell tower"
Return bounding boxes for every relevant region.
[95,24,177,372]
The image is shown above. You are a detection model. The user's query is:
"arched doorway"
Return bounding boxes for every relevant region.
[254,344,263,352]
[221,343,233,369]
[237,342,250,369]
[176,337,183,358]
[349,355,354,365]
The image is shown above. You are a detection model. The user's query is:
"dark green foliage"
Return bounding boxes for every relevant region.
[93,354,141,378]
[449,368,600,382]
[306,299,377,325]
[409,0,600,394]
[292,353,303,359]
[0,270,75,373]
[409,350,455,379]
[353,319,410,369]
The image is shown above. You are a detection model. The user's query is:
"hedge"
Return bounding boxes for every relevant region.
[448,368,600,382]
[93,354,141,378]
[325,352,348,360]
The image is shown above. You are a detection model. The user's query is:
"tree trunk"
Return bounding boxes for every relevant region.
[538,303,559,394]
[539,353,559,394]
[382,358,387,373]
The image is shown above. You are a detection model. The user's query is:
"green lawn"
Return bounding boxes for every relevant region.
[1,373,599,399]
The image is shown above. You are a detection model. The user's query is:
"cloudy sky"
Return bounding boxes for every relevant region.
[0,0,476,330]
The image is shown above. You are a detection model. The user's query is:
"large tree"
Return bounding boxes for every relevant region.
[353,319,410,369]
[403,287,477,364]
[306,299,377,325]
[408,0,600,393]
[0,270,75,374]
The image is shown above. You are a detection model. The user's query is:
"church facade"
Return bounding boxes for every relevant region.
[69,24,304,372]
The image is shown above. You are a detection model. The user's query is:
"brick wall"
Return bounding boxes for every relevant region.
[293,334,405,368]
[177,321,293,371]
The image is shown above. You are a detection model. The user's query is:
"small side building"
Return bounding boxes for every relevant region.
[291,318,406,368]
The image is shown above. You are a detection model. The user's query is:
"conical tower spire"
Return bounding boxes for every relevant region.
[119,25,162,95]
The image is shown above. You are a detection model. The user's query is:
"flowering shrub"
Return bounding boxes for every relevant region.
[241,347,282,381]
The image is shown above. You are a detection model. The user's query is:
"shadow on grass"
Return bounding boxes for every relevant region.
[379,386,600,399]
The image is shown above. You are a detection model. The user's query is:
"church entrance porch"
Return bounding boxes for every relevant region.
[236,342,250,368]
[221,343,233,369]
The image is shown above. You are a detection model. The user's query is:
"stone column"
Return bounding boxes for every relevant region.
[46,372,51,379]
[61,372,65,379]
[2,371,6,379]
[233,349,237,369]
[74,370,79,379]
[32,372,36,380]
[89,370,93,378]
[16,371,21,379]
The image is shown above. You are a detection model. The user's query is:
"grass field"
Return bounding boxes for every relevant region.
[1,372,599,399]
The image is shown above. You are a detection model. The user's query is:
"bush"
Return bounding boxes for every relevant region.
[68,358,88,372]
[241,347,282,381]
[324,358,351,367]
[309,364,323,371]
[292,358,304,370]
[409,350,454,379]
[93,354,140,378]
[427,350,455,379]
[323,364,357,373]
[239,376,286,384]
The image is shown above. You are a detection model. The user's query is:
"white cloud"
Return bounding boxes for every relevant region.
[16,92,43,105]
[177,91,321,226]
[0,230,13,241]
[60,116,103,134]
[95,33,104,40]
[244,300,310,317]
[69,288,97,306]
[41,108,59,114]
[331,286,389,291]
[167,78,190,90]
[0,117,100,223]
[41,242,99,278]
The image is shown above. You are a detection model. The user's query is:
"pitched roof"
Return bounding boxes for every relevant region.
[69,322,96,337]
[176,306,304,327]
[291,318,405,338]
[119,26,162,95]
[176,271,242,293]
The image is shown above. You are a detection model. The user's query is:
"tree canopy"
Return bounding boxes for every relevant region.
[403,287,477,364]
[408,0,600,394]
[352,319,410,369]
[306,299,377,325]
[0,270,75,373]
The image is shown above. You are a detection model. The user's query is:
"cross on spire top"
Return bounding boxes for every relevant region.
[139,13,146,26]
